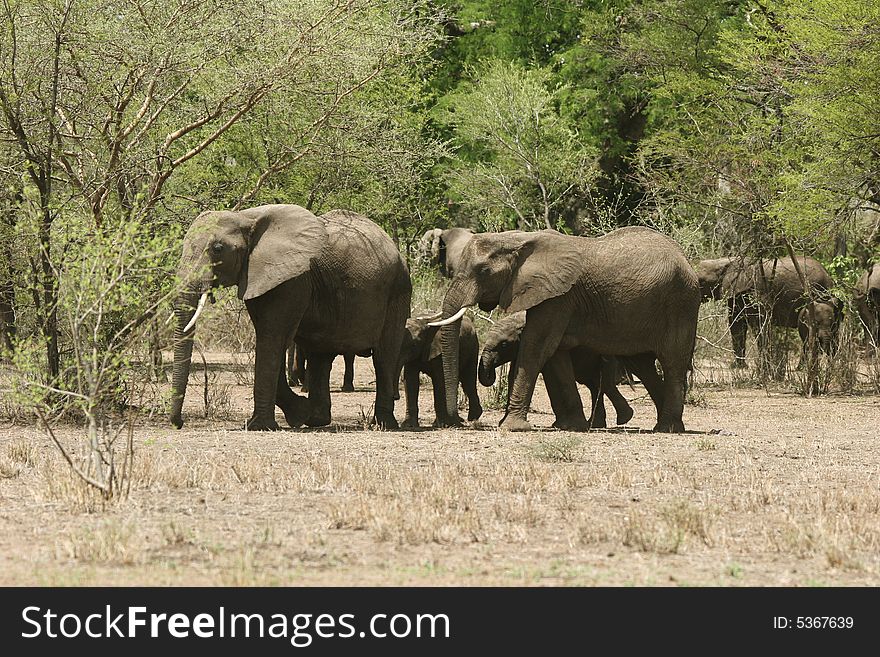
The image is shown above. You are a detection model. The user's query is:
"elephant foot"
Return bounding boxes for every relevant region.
[615,405,634,426]
[587,415,607,430]
[170,413,183,429]
[653,418,685,434]
[500,415,532,432]
[401,416,419,429]
[373,412,399,430]
[467,402,483,422]
[341,383,355,393]
[554,416,591,431]
[246,416,280,431]
[279,396,310,429]
[305,409,331,427]
[434,414,464,428]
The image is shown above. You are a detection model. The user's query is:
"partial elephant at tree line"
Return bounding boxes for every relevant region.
[431,227,700,433]
[479,311,633,429]
[854,262,879,346]
[695,256,838,368]
[170,205,411,430]
[417,227,474,278]
[397,313,482,428]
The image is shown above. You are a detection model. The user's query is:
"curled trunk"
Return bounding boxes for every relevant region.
[169,290,200,428]
[478,350,497,387]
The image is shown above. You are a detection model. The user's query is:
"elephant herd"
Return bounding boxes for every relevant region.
[169,203,880,434]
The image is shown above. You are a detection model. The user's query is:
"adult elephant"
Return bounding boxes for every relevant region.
[695,255,836,368]
[170,205,411,430]
[854,262,879,346]
[418,227,474,278]
[430,228,700,433]
[479,311,633,429]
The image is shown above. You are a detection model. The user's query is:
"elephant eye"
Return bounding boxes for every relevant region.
[211,242,223,255]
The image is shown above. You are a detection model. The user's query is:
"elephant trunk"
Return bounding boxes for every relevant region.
[169,288,201,428]
[478,349,497,387]
[436,280,477,422]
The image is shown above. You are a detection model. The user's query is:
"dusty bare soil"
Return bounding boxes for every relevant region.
[0,353,878,586]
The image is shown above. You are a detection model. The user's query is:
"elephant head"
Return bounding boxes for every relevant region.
[694,257,757,301]
[169,204,327,428]
[430,230,582,421]
[797,296,842,356]
[478,311,526,387]
[398,317,442,368]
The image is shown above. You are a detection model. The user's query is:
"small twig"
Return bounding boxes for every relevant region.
[34,406,110,493]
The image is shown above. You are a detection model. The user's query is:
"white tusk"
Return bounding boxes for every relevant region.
[414,310,443,321]
[183,292,209,333]
[428,306,467,327]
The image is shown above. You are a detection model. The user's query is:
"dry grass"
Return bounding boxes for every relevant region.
[0,351,878,586]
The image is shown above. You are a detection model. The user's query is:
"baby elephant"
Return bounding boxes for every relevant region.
[479,312,633,429]
[398,314,483,428]
[796,297,842,367]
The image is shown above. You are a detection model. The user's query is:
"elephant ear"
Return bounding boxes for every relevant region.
[425,324,443,361]
[238,205,328,300]
[500,232,582,314]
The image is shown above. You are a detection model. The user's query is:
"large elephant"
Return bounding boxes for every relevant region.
[397,314,482,428]
[695,255,837,368]
[430,227,700,433]
[170,204,411,430]
[418,227,474,278]
[854,262,879,346]
[479,311,633,429]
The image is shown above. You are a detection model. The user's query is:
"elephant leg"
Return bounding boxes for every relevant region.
[600,359,633,426]
[429,361,450,427]
[275,366,310,428]
[503,309,567,432]
[621,353,664,427]
[341,352,355,392]
[460,350,483,422]
[401,364,421,428]
[304,352,333,427]
[245,287,307,431]
[728,298,748,369]
[584,382,607,429]
[654,356,687,433]
[543,351,589,431]
[370,295,407,430]
[497,358,517,427]
[297,347,309,392]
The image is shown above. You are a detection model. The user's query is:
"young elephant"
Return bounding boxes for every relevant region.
[796,297,842,367]
[398,314,483,427]
[479,312,633,429]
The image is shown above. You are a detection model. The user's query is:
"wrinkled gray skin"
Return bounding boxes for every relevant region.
[287,341,358,393]
[854,263,879,346]
[797,299,842,367]
[436,228,700,433]
[397,314,482,427]
[170,205,411,430]
[418,227,474,278]
[479,312,633,429]
[695,256,837,368]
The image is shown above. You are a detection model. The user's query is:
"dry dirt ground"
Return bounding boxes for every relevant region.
[0,353,878,586]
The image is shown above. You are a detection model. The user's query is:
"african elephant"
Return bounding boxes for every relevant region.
[854,263,879,346]
[695,256,836,368]
[287,341,358,393]
[397,314,482,427]
[170,204,411,430]
[479,312,633,429]
[797,298,842,367]
[418,227,474,278]
[430,227,700,433]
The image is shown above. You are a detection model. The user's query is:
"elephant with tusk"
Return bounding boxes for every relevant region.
[430,227,700,433]
[170,204,411,431]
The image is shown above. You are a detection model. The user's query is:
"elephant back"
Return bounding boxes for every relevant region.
[318,210,410,291]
